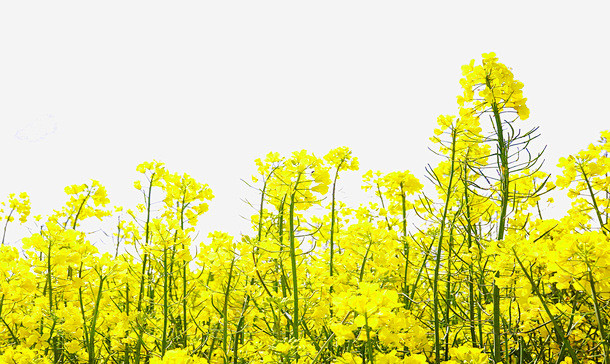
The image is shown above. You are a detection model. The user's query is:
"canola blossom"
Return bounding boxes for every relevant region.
[1,54,609,364]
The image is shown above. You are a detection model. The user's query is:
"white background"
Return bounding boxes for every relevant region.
[1,1,608,247]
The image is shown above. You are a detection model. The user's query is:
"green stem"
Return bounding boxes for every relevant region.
[401,186,409,307]
[359,236,374,282]
[71,190,92,230]
[433,127,458,364]
[462,163,478,347]
[1,209,14,245]
[134,172,155,364]
[162,241,169,356]
[587,262,610,363]
[444,229,454,361]
[364,313,374,364]
[45,237,58,361]
[289,175,301,340]
[488,76,509,363]
[223,257,236,364]
[88,275,106,364]
[580,165,608,236]
[330,164,341,278]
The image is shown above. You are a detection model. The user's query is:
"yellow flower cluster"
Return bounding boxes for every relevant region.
[1,192,31,224]
[0,54,608,364]
[458,52,529,121]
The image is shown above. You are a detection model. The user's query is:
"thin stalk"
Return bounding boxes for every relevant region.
[88,275,106,364]
[406,237,435,311]
[463,162,478,347]
[277,195,289,339]
[376,183,392,231]
[0,295,20,344]
[1,209,14,245]
[364,313,374,364]
[359,236,374,282]
[70,190,92,230]
[137,172,155,310]
[124,282,131,364]
[401,186,409,307]
[233,297,249,364]
[488,77,510,363]
[45,237,58,361]
[162,240,169,356]
[288,174,302,340]
[580,165,608,236]
[587,262,609,363]
[78,264,90,359]
[181,244,188,347]
[134,172,155,364]
[444,228,454,361]
[115,216,122,258]
[329,163,342,278]
[328,163,342,356]
[433,127,458,364]
[222,256,236,364]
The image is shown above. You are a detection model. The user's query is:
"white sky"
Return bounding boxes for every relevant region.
[1,2,608,247]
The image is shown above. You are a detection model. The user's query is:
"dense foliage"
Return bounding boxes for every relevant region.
[1,53,608,364]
